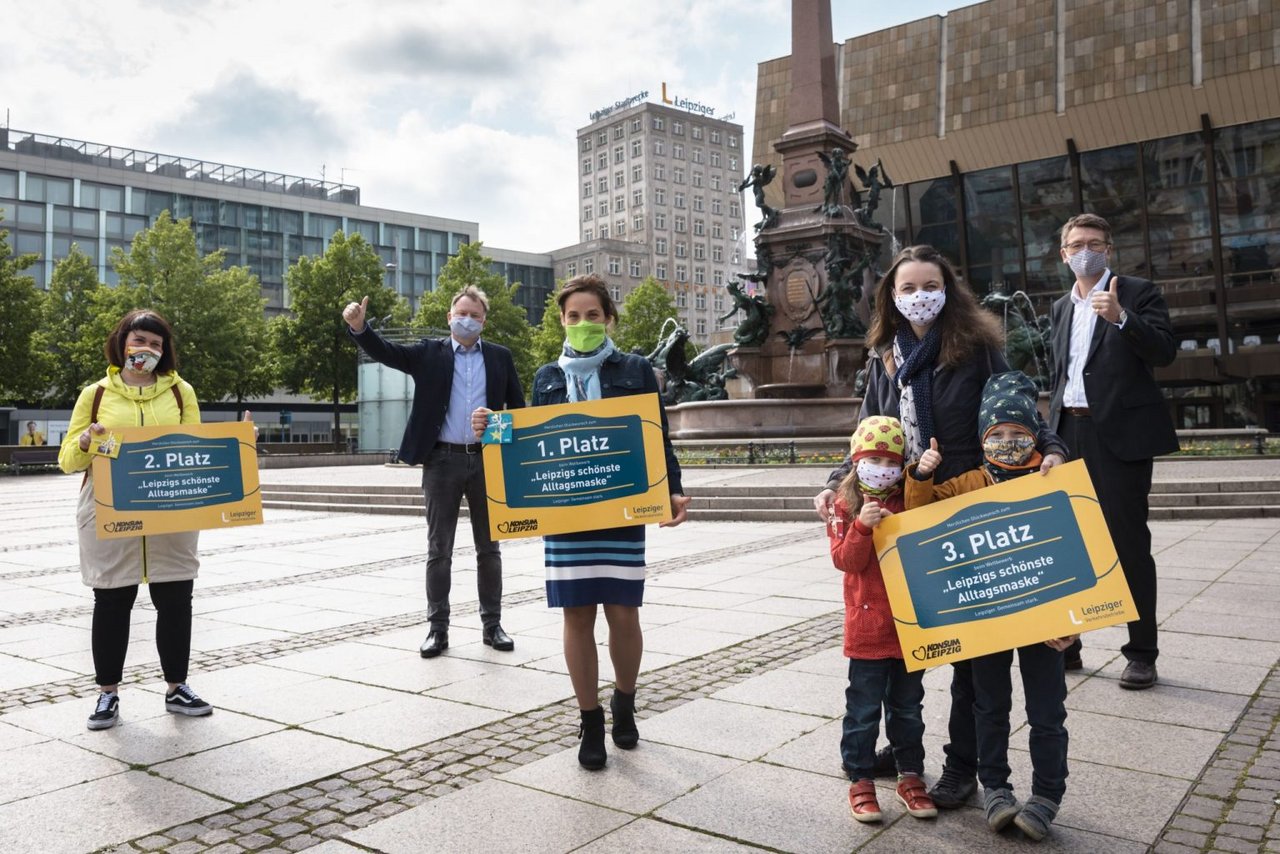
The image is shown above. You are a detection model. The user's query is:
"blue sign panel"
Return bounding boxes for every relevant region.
[499,412,648,509]
[109,433,246,512]
[895,490,1095,629]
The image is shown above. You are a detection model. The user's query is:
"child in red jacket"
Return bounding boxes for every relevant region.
[829,415,936,824]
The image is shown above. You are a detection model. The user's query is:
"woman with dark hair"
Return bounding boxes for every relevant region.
[813,245,1067,807]
[58,309,212,730]
[476,274,690,770]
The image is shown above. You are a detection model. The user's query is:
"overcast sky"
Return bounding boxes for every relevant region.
[4,0,954,253]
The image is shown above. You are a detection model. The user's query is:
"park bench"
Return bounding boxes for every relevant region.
[9,447,60,475]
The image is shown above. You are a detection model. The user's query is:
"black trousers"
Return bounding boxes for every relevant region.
[92,580,193,687]
[422,447,503,631]
[1059,412,1159,664]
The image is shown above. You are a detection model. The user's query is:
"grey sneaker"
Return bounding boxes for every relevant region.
[984,787,1020,831]
[165,683,213,716]
[1013,794,1060,841]
[87,691,119,730]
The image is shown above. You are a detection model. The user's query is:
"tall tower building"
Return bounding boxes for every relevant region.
[551,99,749,344]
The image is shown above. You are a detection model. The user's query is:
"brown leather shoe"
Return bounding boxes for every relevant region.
[848,779,882,823]
[895,774,938,818]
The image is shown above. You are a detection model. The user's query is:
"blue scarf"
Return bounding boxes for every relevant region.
[558,338,616,402]
[895,323,942,451]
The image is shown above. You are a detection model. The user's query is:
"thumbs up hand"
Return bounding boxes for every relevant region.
[1090,277,1121,324]
[242,410,259,442]
[343,296,370,333]
[916,437,942,477]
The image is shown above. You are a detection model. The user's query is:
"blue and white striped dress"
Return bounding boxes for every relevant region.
[545,525,646,607]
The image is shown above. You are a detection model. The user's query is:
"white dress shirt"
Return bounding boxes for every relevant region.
[1062,269,1112,408]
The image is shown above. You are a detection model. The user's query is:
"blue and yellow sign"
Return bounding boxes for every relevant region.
[92,422,262,539]
[483,394,672,539]
[875,460,1135,670]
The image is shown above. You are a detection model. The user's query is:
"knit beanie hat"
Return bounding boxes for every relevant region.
[850,415,906,464]
[978,371,1040,442]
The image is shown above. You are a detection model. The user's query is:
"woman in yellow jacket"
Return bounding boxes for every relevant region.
[59,309,212,730]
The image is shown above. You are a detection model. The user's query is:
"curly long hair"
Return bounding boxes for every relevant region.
[865,245,1002,368]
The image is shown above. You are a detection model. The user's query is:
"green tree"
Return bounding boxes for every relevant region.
[91,211,273,405]
[614,277,682,356]
[273,231,403,440]
[0,217,45,404]
[412,241,536,390]
[38,245,104,405]
[529,290,565,371]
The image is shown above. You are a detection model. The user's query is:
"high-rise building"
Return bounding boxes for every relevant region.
[753,0,1280,429]
[552,100,749,344]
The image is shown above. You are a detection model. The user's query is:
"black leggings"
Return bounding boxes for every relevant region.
[92,580,194,687]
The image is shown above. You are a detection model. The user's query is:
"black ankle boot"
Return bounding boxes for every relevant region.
[610,689,638,749]
[578,706,607,770]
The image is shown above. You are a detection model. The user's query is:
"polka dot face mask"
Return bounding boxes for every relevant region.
[893,289,946,325]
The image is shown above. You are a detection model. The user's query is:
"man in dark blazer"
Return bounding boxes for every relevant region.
[343,287,525,658]
[1048,213,1178,689]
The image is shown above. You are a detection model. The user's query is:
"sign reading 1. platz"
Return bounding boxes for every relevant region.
[92,422,262,539]
[482,394,673,540]
[874,460,1135,671]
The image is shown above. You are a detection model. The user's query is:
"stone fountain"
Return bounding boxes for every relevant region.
[666,0,887,439]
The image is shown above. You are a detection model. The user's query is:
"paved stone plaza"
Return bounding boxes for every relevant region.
[0,464,1277,853]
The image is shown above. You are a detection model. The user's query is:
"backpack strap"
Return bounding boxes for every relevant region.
[172,384,184,417]
[90,385,105,423]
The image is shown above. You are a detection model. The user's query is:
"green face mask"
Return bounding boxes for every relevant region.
[565,320,607,353]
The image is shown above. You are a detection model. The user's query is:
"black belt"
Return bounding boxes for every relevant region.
[1062,407,1091,417]
[436,441,482,454]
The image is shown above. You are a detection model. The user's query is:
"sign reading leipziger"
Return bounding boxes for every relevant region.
[587,84,735,122]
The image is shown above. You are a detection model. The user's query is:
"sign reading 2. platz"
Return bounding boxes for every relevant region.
[874,460,1135,671]
[92,422,262,539]
[482,394,673,540]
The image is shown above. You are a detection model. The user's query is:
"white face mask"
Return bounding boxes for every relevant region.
[124,347,161,374]
[894,289,946,325]
[1067,247,1108,279]
[449,315,483,340]
[856,460,903,491]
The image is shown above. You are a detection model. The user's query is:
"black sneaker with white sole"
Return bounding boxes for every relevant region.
[87,691,119,730]
[165,683,213,716]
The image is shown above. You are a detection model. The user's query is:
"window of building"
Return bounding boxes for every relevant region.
[633,213,643,231]
[712,245,723,262]
[583,229,593,241]
[710,151,721,167]
[600,224,609,238]
[675,215,687,232]
[608,256,621,274]
[674,192,686,209]
[583,181,592,197]
[655,237,668,254]
[654,140,665,156]
[728,135,738,148]
[81,182,124,212]
[676,266,687,282]
[710,129,721,144]
[732,250,740,264]
[714,273,723,289]
[695,291,706,309]
[712,222,722,239]
[730,225,740,241]
[25,174,72,205]
[677,290,687,307]
[632,189,644,207]
[654,163,666,181]
[694,244,706,260]
[581,138,592,152]
[585,257,594,273]
[613,125,624,140]
[692,172,703,188]
[730,201,740,218]
[614,172,625,188]
[673,143,684,160]
[692,148,704,164]
[598,131,608,145]
[598,200,609,216]
[693,196,704,212]
[611,285,621,301]
[710,174,720,191]
[654,188,666,205]
[729,155,739,171]
[632,165,643,182]
[696,318,706,335]
[615,218,625,235]
[654,212,667,229]
[583,205,592,222]
[656,262,667,279]
[673,167,685,184]
[692,125,703,140]
[629,258,641,277]
[675,241,687,258]
[673,120,684,135]
[631,139,642,157]
[630,117,641,133]
[567,261,577,276]
[597,176,608,194]
[712,198,722,215]
[614,146,625,164]
[597,152,608,169]
[652,116,665,131]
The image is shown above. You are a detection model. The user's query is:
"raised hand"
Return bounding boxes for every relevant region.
[917,437,942,477]
[242,409,259,442]
[343,295,370,333]
[858,498,892,529]
[1090,276,1121,324]
[813,488,836,522]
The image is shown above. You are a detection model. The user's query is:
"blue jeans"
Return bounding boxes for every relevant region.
[841,657,925,780]
[971,644,1069,803]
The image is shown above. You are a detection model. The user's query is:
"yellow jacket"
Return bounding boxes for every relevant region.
[19,432,46,445]
[60,368,201,588]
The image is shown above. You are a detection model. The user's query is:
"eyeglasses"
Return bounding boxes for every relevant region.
[1062,240,1111,253]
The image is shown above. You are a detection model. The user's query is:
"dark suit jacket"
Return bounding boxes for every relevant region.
[351,327,525,465]
[1048,274,1179,461]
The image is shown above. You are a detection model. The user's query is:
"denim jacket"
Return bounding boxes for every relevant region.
[532,350,683,494]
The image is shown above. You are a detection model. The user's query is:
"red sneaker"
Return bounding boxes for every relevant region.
[896,773,938,818]
[848,779,883,823]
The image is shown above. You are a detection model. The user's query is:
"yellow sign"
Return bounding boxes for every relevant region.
[875,460,1135,671]
[482,394,673,540]
[92,422,262,539]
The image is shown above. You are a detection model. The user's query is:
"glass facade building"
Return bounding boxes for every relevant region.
[753,0,1280,429]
